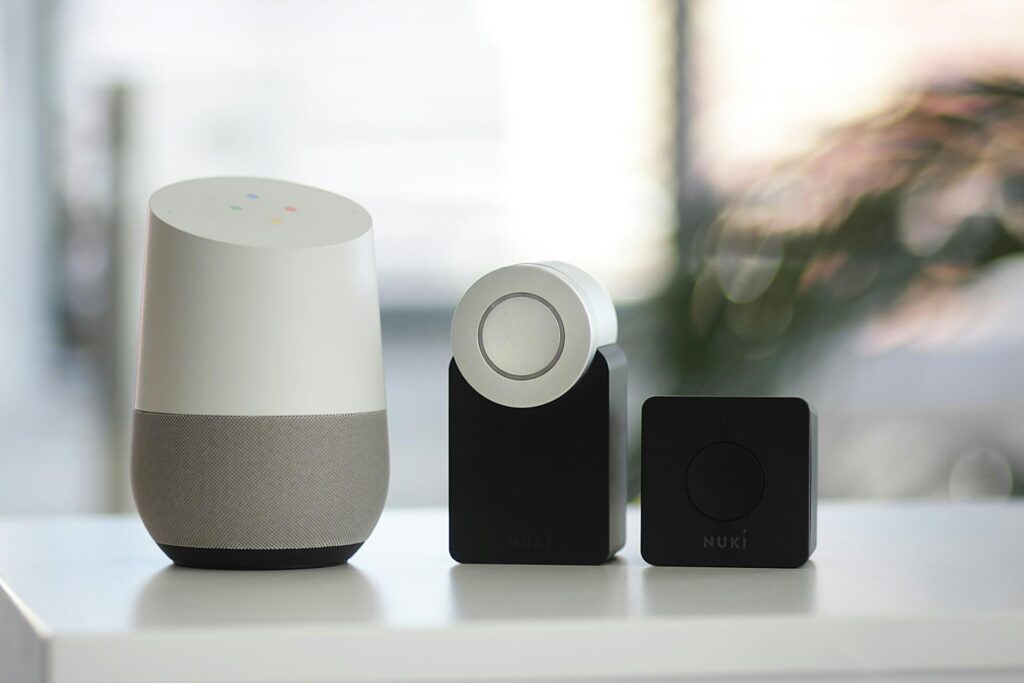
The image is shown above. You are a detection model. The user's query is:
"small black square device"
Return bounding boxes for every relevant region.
[641,396,816,568]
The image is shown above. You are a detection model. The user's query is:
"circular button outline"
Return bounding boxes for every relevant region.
[477,292,565,381]
[685,441,765,522]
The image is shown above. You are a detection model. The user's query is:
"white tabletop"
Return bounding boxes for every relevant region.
[1,503,1023,683]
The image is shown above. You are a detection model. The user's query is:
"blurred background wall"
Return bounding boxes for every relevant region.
[1,0,1023,513]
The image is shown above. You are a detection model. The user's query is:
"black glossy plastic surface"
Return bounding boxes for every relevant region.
[449,346,627,565]
[641,396,816,568]
[686,441,764,521]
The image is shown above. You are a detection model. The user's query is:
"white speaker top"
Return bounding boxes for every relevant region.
[136,177,385,416]
[452,262,618,408]
[149,177,371,249]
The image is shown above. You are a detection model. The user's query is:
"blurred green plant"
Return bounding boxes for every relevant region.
[661,77,1024,394]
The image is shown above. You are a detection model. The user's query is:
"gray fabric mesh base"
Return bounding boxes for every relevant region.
[131,410,388,550]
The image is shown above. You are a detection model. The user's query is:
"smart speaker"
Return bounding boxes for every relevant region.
[641,396,817,568]
[131,177,388,570]
[449,262,626,565]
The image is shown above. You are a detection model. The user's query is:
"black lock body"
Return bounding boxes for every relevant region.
[449,345,627,565]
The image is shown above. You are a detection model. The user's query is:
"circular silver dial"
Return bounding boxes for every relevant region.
[479,293,565,380]
[452,262,616,408]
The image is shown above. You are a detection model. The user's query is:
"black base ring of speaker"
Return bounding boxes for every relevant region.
[159,542,363,570]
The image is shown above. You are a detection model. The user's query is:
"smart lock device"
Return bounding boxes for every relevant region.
[449,262,627,565]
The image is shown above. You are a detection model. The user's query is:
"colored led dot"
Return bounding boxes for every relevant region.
[230,205,242,211]
[246,193,259,199]
[271,217,282,224]
[285,206,297,212]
